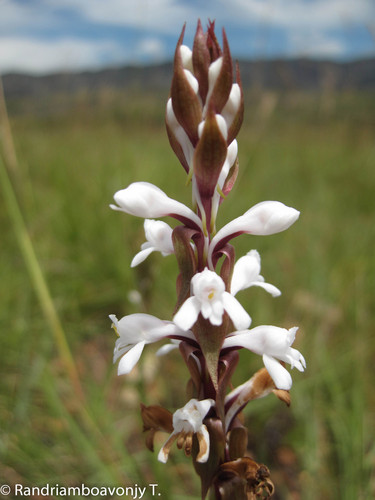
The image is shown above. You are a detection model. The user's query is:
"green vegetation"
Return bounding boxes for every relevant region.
[1,87,374,499]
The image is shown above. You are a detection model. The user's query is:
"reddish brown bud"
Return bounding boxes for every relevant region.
[222,156,239,199]
[226,62,244,144]
[206,20,222,61]
[165,118,190,173]
[205,29,233,115]
[193,108,227,202]
[192,19,210,103]
[171,25,202,146]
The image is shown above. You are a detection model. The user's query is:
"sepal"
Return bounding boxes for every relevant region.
[204,29,233,115]
[192,19,210,103]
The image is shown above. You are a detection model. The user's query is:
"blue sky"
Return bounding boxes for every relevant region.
[1,0,374,74]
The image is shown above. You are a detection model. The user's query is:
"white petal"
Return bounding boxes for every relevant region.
[262,354,292,390]
[231,250,261,295]
[114,313,167,344]
[155,342,180,357]
[111,182,201,228]
[209,57,223,85]
[251,281,282,297]
[173,297,201,330]
[215,114,228,141]
[130,246,155,267]
[157,431,179,463]
[173,398,214,432]
[222,329,267,354]
[117,341,146,375]
[157,447,169,464]
[184,69,199,94]
[180,45,193,71]
[195,398,215,419]
[221,83,241,129]
[210,300,225,325]
[222,292,251,330]
[166,99,194,166]
[211,140,239,220]
[243,201,300,235]
[196,425,210,463]
[203,57,223,115]
[209,201,299,264]
[144,219,174,255]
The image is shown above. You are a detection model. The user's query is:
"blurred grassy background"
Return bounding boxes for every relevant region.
[0,84,374,499]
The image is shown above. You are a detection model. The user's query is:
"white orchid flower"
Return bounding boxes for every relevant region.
[223,325,306,390]
[131,219,174,267]
[231,249,281,297]
[110,181,202,230]
[208,201,300,266]
[158,398,214,464]
[110,313,195,375]
[173,268,251,331]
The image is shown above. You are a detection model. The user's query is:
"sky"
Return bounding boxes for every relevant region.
[0,0,374,75]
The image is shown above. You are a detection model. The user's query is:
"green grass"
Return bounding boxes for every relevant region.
[1,87,374,499]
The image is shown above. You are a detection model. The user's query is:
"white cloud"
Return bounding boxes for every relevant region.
[0,0,373,73]
[47,0,193,33]
[0,37,126,74]
[229,0,375,29]
[287,32,348,58]
[135,38,167,61]
[44,0,374,32]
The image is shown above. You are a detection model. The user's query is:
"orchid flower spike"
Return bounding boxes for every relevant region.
[231,249,281,297]
[223,326,306,390]
[173,268,251,331]
[110,313,195,375]
[158,398,214,463]
[131,219,174,267]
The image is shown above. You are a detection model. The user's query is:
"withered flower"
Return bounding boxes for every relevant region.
[140,404,173,452]
[158,398,214,464]
[218,457,274,499]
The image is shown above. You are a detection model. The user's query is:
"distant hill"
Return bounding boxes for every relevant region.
[2,58,375,99]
